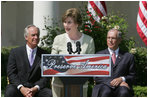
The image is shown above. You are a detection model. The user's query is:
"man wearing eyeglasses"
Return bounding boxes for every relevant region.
[92,28,135,97]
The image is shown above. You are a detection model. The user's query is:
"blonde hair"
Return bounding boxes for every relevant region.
[62,8,82,26]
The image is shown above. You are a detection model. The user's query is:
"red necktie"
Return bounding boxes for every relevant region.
[112,52,116,64]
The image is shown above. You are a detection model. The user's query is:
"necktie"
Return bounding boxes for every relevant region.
[112,51,116,64]
[29,49,34,66]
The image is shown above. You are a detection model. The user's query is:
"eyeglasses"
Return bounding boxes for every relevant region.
[107,37,117,40]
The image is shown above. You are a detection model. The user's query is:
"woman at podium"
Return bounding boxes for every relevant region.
[51,8,95,97]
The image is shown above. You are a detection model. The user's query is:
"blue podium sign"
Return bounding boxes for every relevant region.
[41,54,111,77]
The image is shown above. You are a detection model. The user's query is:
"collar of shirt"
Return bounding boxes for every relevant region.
[65,33,84,53]
[26,44,37,59]
[65,33,84,44]
[108,47,119,58]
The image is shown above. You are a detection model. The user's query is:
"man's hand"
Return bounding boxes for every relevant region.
[120,81,130,89]
[110,77,123,87]
[30,87,38,97]
[20,86,38,97]
[20,86,32,97]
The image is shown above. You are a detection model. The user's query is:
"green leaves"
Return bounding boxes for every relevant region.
[40,17,64,50]
[133,86,147,97]
[80,8,129,52]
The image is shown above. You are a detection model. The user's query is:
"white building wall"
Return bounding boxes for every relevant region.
[2,2,17,46]
[1,1,33,47]
[106,1,145,47]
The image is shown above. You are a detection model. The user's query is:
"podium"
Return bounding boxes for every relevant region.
[41,54,111,97]
[60,77,88,97]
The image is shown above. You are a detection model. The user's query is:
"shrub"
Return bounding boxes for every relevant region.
[81,11,130,52]
[40,16,64,52]
[133,86,147,97]
[1,76,7,90]
[130,47,147,86]
[1,46,18,76]
[1,46,18,94]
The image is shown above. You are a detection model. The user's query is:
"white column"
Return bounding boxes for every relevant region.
[33,1,59,45]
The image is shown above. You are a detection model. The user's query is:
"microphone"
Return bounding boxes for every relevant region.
[76,41,81,54]
[67,42,72,54]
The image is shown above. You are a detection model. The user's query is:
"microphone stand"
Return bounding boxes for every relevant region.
[62,41,87,97]
[67,41,81,54]
[67,42,73,54]
[76,41,81,54]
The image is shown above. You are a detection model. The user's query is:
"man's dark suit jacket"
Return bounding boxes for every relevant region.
[7,46,49,89]
[92,48,136,96]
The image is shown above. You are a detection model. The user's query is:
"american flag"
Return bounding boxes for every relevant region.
[42,55,111,77]
[136,1,147,46]
[87,1,107,24]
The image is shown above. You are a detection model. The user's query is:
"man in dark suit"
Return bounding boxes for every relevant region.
[92,28,135,97]
[5,25,52,97]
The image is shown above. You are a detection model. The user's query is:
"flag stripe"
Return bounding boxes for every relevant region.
[43,68,110,75]
[142,1,147,10]
[69,60,109,65]
[137,23,147,45]
[43,69,59,75]
[64,55,109,61]
[64,55,82,59]
[67,64,109,67]
[87,1,107,23]
[138,8,147,27]
[65,56,109,63]
[137,15,147,37]
[95,1,107,16]
[100,1,107,13]
[139,1,147,24]
[89,1,104,18]
[73,71,109,75]
[88,2,101,22]
[137,1,147,46]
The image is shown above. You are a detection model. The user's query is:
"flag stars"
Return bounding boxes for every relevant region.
[60,56,63,59]
[46,59,48,62]
[62,60,65,63]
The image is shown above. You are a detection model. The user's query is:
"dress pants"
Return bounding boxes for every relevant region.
[5,84,52,97]
[97,84,132,97]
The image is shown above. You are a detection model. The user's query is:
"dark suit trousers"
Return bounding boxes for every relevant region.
[5,84,52,97]
[93,84,132,97]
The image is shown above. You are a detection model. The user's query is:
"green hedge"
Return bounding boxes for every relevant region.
[1,46,18,76]
[1,76,7,90]
[131,47,147,86]
[1,46,18,92]
[133,86,147,97]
